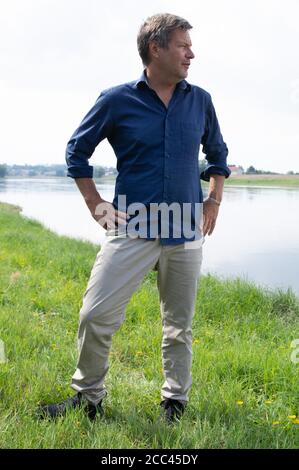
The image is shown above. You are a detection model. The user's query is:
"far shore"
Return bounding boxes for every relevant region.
[2,174,299,187]
[222,174,299,187]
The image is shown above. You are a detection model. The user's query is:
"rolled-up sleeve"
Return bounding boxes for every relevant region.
[65,90,114,179]
[200,94,230,182]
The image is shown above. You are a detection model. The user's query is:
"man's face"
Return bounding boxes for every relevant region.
[154,28,195,81]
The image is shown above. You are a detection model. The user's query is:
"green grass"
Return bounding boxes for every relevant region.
[0,200,299,449]
[221,174,299,187]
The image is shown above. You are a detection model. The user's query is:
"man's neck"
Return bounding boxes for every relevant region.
[145,68,177,95]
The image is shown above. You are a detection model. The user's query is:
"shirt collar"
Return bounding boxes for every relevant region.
[134,69,191,92]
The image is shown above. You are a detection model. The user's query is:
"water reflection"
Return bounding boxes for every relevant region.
[0,178,298,294]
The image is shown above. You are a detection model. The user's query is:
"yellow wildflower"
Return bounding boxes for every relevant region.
[236,401,244,405]
[272,421,280,426]
[291,419,299,424]
[288,415,296,419]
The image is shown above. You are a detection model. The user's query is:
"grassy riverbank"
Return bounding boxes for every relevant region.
[0,200,299,449]
[221,174,299,187]
[98,173,299,188]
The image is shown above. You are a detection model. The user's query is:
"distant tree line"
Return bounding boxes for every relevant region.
[245,165,299,175]
[0,164,7,177]
[0,164,118,178]
[1,162,298,178]
[245,165,278,174]
[199,160,299,176]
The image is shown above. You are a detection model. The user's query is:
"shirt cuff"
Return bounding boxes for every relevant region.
[200,165,231,182]
[66,166,93,179]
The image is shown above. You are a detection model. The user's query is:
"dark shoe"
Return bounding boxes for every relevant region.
[84,400,104,421]
[159,398,186,424]
[39,392,103,421]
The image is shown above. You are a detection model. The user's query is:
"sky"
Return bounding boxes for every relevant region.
[0,0,298,173]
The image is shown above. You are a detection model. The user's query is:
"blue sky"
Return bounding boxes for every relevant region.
[0,0,298,172]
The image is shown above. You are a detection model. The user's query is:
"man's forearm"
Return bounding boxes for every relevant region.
[74,177,128,229]
[207,175,225,202]
[75,178,103,214]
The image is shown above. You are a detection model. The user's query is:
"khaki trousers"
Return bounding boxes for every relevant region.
[71,232,203,405]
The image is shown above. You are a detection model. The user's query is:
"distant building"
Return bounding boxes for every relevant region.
[228,165,244,176]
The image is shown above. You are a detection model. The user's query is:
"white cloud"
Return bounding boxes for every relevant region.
[0,0,298,172]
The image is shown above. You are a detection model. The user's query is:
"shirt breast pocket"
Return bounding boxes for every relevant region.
[180,122,203,160]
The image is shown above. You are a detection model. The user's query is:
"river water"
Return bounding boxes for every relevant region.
[1,178,298,295]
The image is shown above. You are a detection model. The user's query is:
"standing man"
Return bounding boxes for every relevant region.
[40,13,230,423]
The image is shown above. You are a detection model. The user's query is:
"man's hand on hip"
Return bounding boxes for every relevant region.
[74,177,128,231]
[203,199,220,236]
[93,199,128,230]
[203,174,224,236]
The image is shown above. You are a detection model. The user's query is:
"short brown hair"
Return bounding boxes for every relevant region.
[137,13,192,66]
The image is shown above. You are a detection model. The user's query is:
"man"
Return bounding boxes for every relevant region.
[40,13,230,424]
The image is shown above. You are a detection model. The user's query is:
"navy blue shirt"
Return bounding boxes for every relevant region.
[65,70,230,244]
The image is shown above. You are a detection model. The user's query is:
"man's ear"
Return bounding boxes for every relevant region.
[148,41,160,60]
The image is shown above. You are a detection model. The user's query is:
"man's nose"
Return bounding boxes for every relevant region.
[187,49,195,59]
